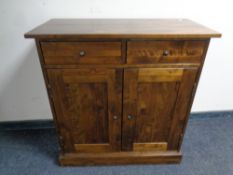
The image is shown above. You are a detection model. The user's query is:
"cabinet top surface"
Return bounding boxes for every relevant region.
[25,19,221,39]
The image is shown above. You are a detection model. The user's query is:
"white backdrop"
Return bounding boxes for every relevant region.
[0,0,232,121]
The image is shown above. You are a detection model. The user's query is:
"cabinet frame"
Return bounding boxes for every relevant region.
[34,38,210,165]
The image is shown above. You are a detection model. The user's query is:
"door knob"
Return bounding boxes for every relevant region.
[128,115,134,120]
[163,50,170,56]
[79,50,86,57]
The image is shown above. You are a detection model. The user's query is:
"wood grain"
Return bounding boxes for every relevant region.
[35,40,66,153]
[133,142,167,152]
[25,19,220,165]
[43,63,201,69]
[122,68,185,151]
[59,151,182,166]
[74,144,112,153]
[127,40,207,64]
[47,68,122,152]
[138,68,184,82]
[176,39,210,150]
[25,19,221,39]
[122,69,138,151]
[167,68,198,150]
[41,41,122,65]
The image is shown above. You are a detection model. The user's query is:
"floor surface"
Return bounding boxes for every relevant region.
[0,115,233,175]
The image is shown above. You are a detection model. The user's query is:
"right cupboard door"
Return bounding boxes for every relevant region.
[122,67,198,151]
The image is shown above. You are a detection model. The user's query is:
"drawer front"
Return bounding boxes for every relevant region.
[127,40,206,64]
[41,42,122,65]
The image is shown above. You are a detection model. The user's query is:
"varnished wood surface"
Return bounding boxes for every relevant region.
[133,142,168,152]
[41,40,207,65]
[25,19,220,165]
[127,40,207,64]
[43,64,201,69]
[122,67,198,151]
[176,40,210,150]
[47,68,122,152]
[41,41,122,65]
[25,19,221,39]
[59,151,182,166]
[167,68,198,149]
[74,144,113,153]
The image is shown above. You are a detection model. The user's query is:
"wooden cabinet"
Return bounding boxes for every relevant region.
[25,19,221,166]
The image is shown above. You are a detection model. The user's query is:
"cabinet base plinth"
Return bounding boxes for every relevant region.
[59,151,182,166]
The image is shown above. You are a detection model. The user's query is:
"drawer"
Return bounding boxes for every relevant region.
[41,42,122,65]
[127,40,206,64]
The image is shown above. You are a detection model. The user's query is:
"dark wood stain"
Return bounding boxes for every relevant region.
[25,19,220,166]
[25,19,221,39]
[41,41,122,65]
[127,40,206,64]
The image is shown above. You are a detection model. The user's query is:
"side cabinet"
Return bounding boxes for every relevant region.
[24,18,221,165]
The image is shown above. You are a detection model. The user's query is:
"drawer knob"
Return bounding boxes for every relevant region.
[113,115,118,120]
[163,50,170,56]
[128,115,134,120]
[79,51,86,57]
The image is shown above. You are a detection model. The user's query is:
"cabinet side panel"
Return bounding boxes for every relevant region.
[35,40,65,152]
[176,39,210,150]
[167,68,198,150]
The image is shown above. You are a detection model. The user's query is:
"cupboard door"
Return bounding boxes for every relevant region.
[47,68,122,153]
[122,67,198,151]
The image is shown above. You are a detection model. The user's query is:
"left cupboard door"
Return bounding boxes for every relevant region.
[47,68,123,153]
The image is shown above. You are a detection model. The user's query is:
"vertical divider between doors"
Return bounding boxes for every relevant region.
[121,68,125,151]
[121,39,127,150]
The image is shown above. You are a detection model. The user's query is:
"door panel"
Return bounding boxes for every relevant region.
[135,82,179,142]
[122,68,198,151]
[47,68,122,153]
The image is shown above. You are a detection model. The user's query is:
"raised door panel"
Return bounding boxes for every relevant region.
[122,67,198,151]
[47,68,122,153]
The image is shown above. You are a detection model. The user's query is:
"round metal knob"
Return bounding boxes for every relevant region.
[79,51,86,57]
[163,50,170,56]
[113,115,118,120]
[128,115,134,120]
